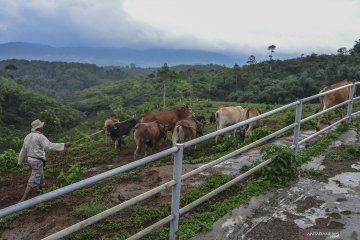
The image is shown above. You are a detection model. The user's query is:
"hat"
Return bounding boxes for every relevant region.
[31,119,44,131]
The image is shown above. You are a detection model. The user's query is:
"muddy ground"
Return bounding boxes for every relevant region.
[193,128,360,240]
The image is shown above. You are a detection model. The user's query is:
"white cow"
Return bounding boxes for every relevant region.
[215,106,261,143]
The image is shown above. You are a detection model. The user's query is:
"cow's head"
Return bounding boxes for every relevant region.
[105,124,116,136]
[181,104,195,118]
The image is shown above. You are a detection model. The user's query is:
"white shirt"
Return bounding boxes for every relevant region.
[18,131,64,165]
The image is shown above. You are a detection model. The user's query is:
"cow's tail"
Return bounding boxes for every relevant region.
[129,127,136,144]
[133,128,139,147]
[245,108,251,120]
[172,125,180,146]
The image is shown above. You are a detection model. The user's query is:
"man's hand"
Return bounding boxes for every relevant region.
[65,142,72,148]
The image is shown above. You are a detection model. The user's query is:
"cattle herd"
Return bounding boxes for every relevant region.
[103,104,261,160]
[103,79,354,160]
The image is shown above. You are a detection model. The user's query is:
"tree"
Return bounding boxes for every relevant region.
[247,55,257,65]
[349,39,360,55]
[176,80,192,102]
[157,63,170,109]
[337,47,348,56]
[268,45,276,71]
[39,109,61,135]
[268,45,276,60]
[232,64,241,88]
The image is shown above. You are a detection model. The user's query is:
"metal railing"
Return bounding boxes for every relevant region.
[1,82,359,240]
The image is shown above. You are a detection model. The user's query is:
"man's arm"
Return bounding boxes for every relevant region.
[41,135,65,151]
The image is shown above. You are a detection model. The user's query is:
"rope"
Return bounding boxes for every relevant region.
[72,130,104,144]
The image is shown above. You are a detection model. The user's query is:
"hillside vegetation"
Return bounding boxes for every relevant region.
[0,41,360,152]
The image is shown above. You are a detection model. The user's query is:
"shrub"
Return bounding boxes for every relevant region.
[0,149,18,172]
[259,144,298,185]
[245,126,273,143]
[58,163,84,186]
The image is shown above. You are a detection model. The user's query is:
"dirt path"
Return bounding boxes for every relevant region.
[193,128,360,240]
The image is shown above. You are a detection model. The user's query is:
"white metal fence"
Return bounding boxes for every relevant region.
[1,82,359,240]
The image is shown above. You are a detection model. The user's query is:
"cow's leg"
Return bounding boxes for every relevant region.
[215,123,224,143]
[245,124,253,138]
[134,145,139,160]
[114,139,119,150]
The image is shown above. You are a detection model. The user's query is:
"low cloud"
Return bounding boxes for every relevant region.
[0,0,359,55]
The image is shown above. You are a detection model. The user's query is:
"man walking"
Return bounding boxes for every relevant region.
[18,119,71,202]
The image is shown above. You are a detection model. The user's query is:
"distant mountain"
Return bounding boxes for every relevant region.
[0,42,248,67]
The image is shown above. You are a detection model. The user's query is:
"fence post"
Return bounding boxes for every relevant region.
[293,100,303,153]
[169,144,184,240]
[347,83,355,122]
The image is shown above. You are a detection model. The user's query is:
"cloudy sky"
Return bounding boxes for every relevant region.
[0,0,359,55]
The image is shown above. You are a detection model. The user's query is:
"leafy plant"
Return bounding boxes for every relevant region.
[211,135,241,152]
[0,149,17,172]
[58,163,84,186]
[260,144,298,185]
[245,126,273,143]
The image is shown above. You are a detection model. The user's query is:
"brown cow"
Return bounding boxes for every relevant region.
[215,106,261,143]
[242,108,261,139]
[316,80,353,131]
[133,121,168,160]
[172,117,205,147]
[141,105,194,131]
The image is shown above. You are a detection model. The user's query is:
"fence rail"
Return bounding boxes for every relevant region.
[1,82,359,240]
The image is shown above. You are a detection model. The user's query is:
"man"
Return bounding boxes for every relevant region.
[18,119,71,202]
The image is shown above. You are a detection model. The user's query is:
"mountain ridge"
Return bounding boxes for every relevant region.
[0,42,246,67]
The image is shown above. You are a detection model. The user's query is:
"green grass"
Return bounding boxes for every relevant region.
[74,198,112,220]
[302,169,324,177]
[330,144,360,161]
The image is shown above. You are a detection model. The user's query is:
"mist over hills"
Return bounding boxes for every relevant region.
[0,42,248,67]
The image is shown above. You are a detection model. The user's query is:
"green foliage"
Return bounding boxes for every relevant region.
[260,145,298,185]
[74,198,111,219]
[40,109,61,134]
[331,145,360,161]
[180,174,233,206]
[211,135,242,152]
[0,149,18,172]
[109,96,125,118]
[245,126,273,143]
[296,123,349,164]
[65,229,97,240]
[283,110,295,127]
[302,169,324,177]
[58,163,84,186]
[0,210,30,230]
